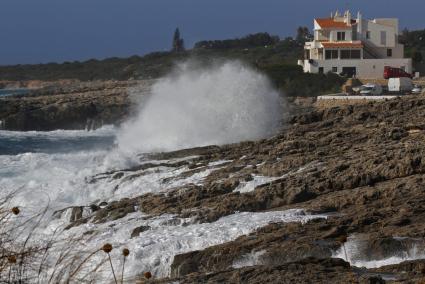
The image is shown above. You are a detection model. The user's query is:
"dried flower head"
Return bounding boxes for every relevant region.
[144,271,152,279]
[102,243,113,253]
[122,248,130,257]
[11,207,20,215]
[8,255,17,264]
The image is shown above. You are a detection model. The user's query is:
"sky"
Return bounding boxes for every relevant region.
[0,0,424,65]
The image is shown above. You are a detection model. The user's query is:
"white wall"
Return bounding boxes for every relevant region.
[315,30,330,41]
[302,58,412,79]
[374,18,399,34]
[363,43,404,59]
[329,29,352,41]
[364,21,396,47]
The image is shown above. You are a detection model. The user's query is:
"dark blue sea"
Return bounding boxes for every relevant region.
[0,127,116,155]
[0,88,30,97]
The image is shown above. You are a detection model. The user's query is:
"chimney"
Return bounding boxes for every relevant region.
[345,10,351,25]
[357,11,363,37]
[335,10,340,18]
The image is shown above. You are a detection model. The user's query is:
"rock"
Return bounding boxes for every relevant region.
[359,275,386,284]
[90,204,100,212]
[171,253,200,278]
[70,207,84,222]
[0,80,152,131]
[131,226,151,238]
[165,258,356,284]
[388,128,407,140]
[52,206,85,223]
[112,172,125,179]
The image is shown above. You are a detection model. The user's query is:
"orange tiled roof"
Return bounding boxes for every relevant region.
[315,18,351,29]
[321,42,363,48]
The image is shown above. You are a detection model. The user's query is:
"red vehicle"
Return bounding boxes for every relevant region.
[384,66,413,79]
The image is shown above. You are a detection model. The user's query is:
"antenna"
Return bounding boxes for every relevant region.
[345,1,350,12]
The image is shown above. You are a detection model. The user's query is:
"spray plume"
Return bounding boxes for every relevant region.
[118,60,283,153]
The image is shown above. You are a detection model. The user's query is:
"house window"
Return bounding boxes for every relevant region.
[318,67,324,74]
[337,32,346,41]
[351,50,361,59]
[340,49,361,59]
[341,50,350,59]
[325,50,338,60]
[342,67,357,77]
[381,31,387,45]
[366,31,371,39]
[387,49,392,57]
[332,67,338,73]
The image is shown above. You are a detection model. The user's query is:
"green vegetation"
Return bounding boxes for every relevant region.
[400,28,425,73]
[172,28,185,52]
[0,29,347,96]
[260,64,346,96]
[295,26,313,45]
[194,32,279,50]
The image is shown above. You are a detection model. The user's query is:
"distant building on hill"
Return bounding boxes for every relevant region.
[298,10,412,79]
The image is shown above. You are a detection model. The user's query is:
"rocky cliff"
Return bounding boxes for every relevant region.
[0,80,153,131]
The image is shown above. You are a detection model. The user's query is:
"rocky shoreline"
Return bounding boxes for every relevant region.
[48,93,425,283]
[0,80,153,131]
[3,79,425,282]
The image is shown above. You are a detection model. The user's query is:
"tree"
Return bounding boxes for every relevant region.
[172,28,185,52]
[194,33,280,50]
[296,26,313,45]
[413,50,423,63]
[399,28,409,45]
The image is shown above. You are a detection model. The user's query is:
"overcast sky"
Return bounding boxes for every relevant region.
[0,0,424,65]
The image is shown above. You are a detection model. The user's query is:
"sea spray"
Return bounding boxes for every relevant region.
[118,60,284,153]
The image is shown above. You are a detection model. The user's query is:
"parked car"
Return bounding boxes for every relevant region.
[412,84,422,94]
[360,84,383,96]
[384,66,413,79]
[352,85,366,94]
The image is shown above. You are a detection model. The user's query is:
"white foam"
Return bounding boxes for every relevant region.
[41,209,326,281]
[234,175,280,193]
[333,238,425,269]
[232,250,266,268]
[0,125,116,139]
[234,162,322,193]
[117,60,283,153]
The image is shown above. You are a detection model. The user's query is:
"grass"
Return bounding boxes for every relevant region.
[0,191,141,283]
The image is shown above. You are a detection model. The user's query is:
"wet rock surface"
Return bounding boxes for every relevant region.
[149,258,358,284]
[55,94,425,282]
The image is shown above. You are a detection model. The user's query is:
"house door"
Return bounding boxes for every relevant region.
[342,67,357,78]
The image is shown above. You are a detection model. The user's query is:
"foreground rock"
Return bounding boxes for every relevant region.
[147,258,359,284]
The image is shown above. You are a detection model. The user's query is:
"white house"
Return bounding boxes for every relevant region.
[298,10,412,79]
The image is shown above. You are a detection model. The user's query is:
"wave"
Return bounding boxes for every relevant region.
[118,60,284,153]
[0,125,117,139]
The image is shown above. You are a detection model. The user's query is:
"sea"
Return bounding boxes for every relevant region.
[0,88,30,97]
[0,126,327,280]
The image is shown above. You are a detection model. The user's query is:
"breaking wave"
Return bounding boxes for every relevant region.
[118,60,283,153]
